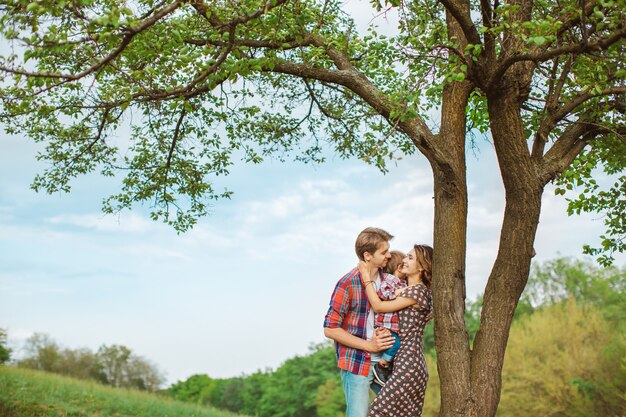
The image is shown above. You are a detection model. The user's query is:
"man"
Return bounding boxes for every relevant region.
[323,227,396,417]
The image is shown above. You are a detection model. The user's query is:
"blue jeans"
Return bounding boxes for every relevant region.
[340,363,381,417]
[381,331,401,362]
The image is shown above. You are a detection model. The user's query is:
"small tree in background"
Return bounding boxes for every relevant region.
[96,344,164,391]
[0,328,11,364]
[18,333,63,372]
[169,373,215,403]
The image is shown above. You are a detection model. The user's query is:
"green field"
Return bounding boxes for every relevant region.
[0,366,240,417]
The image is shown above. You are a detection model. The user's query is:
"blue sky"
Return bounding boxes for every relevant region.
[1,2,623,386]
[2,129,622,385]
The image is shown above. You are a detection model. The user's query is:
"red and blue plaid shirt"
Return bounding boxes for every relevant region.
[323,267,393,376]
[376,274,406,332]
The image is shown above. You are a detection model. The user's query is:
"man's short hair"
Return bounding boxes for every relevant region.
[355,227,394,261]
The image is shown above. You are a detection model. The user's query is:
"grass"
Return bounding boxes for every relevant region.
[0,366,240,417]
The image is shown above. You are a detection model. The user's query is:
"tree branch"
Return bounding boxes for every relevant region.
[533,55,574,159]
[184,35,315,50]
[549,55,574,112]
[166,106,187,171]
[554,86,626,123]
[266,57,436,156]
[189,0,290,29]
[438,0,482,45]
[480,0,497,63]
[490,27,626,87]
[555,0,598,38]
[532,85,626,160]
[541,119,609,182]
[0,1,182,81]
[303,79,355,136]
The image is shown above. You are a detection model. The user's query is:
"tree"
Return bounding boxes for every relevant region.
[519,256,625,321]
[498,300,625,416]
[0,328,11,364]
[314,376,345,417]
[17,333,100,378]
[0,0,624,415]
[168,373,215,403]
[95,344,164,391]
[258,343,339,417]
[18,333,62,372]
[414,257,626,416]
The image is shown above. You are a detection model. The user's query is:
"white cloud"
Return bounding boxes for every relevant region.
[0,273,72,297]
[46,212,155,232]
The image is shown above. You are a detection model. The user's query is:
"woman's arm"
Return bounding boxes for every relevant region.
[359,261,416,313]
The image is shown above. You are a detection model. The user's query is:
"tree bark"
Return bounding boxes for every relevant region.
[467,88,544,416]
[431,82,473,416]
[431,5,474,416]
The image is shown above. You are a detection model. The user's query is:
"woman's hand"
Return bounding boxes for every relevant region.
[358,260,375,285]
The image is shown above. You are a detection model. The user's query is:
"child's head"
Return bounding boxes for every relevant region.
[384,250,406,279]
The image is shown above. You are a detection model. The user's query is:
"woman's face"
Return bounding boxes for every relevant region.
[401,248,421,276]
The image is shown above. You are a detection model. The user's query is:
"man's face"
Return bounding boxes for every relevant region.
[366,241,391,269]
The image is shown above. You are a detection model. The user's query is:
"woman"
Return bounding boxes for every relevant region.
[359,244,433,417]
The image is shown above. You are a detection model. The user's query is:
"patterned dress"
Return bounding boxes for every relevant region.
[368,284,433,417]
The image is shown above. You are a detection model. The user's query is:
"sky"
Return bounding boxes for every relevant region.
[1,1,623,386]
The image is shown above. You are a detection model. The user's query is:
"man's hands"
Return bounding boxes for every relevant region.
[369,327,395,353]
[324,327,394,354]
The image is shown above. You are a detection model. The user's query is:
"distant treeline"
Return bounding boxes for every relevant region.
[4,334,163,392]
[167,257,625,417]
[2,257,623,416]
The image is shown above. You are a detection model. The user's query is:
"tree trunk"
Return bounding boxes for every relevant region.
[431,5,475,416]
[465,90,544,416]
[431,79,472,416]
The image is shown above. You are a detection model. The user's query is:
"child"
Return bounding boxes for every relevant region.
[372,250,407,386]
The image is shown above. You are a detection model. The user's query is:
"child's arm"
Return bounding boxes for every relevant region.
[359,261,416,313]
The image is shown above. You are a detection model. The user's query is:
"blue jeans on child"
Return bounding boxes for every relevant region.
[381,331,401,362]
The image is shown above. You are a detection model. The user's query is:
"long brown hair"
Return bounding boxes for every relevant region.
[414,244,433,288]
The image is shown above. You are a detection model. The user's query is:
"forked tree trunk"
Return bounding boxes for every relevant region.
[430,35,546,412]
[468,92,544,416]
[432,164,473,417]
[430,7,474,417]
[430,79,473,415]
[435,89,544,417]
[468,189,542,416]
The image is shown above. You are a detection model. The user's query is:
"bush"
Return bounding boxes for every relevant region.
[498,299,625,416]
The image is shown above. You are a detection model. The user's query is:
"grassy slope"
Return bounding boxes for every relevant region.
[0,366,240,417]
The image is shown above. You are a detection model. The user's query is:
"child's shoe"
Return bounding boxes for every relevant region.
[373,362,393,386]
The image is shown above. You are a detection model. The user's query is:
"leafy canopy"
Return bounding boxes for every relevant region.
[0,0,624,260]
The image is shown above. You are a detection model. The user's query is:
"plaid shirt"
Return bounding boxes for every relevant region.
[323,267,393,376]
[376,274,406,333]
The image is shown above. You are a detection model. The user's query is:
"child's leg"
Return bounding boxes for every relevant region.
[373,333,401,386]
[380,332,401,364]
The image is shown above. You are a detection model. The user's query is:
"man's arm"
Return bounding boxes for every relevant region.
[324,327,395,353]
